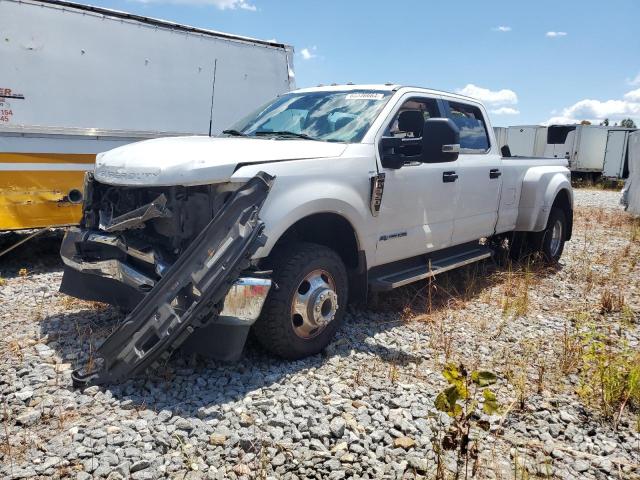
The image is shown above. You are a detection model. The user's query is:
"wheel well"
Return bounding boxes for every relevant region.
[552,189,573,240]
[272,213,360,268]
[269,213,367,303]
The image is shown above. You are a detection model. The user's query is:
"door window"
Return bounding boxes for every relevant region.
[384,97,440,156]
[445,101,490,152]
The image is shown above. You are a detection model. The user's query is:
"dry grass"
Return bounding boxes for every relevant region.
[600,289,626,314]
[57,295,106,312]
[376,201,639,430]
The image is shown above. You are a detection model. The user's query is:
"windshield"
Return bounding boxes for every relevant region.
[227,90,392,142]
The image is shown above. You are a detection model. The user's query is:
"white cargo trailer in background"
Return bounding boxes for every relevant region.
[623,131,640,216]
[507,125,547,157]
[493,127,508,152]
[543,125,634,178]
[602,130,631,179]
[0,0,295,231]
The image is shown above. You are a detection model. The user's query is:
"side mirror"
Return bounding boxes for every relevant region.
[379,136,405,169]
[421,118,460,163]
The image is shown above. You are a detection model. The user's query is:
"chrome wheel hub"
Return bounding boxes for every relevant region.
[291,269,338,339]
[549,219,563,257]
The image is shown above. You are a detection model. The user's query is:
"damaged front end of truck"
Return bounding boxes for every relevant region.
[59,171,274,386]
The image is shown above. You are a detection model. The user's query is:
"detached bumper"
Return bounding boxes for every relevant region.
[60,227,271,325]
[65,172,274,386]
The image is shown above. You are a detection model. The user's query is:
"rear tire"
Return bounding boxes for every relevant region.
[253,242,348,359]
[507,231,529,262]
[531,208,567,263]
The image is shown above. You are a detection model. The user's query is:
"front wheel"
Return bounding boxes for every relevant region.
[253,242,348,359]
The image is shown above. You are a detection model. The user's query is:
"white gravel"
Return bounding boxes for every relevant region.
[572,188,624,210]
[0,188,638,479]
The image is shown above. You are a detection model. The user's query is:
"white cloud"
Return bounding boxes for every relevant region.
[491,107,520,115]
[546,31,568,38]
[545,95,640,125]
[492,26,512,32]
[624,88,640,102]
[130,0,256,10]
[627,73,640,87]
[300,46,317,60]
[457,84,518,106]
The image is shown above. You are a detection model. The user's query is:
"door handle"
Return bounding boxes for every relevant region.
[489,169,502,179]
[442,171,458,183]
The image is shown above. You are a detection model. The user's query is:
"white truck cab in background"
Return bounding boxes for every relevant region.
[60,84,573,363]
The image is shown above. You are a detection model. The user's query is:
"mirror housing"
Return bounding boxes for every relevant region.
[379,136,405,169]
[421,118,460,163]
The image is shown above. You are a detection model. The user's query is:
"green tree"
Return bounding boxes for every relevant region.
[600,118,610,126]
[620,118,637,128]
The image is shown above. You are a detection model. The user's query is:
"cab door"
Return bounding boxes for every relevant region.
[443,100,502,244]
[373,95,460,266]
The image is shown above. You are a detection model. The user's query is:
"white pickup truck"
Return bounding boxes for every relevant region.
[59,84,573,385]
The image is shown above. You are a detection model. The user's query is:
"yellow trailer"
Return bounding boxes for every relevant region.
[0,126,159,231]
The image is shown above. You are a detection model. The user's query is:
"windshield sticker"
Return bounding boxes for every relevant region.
[345,93,385,101]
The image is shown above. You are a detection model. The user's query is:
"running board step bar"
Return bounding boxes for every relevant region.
[371,246,492,291]
[71,172,274,387]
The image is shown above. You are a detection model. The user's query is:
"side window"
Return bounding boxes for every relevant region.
[445,101,490,152]
[384,97,440,156]
[386,98,440,137]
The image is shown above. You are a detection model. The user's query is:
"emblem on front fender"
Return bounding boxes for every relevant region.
[369,172,385,217]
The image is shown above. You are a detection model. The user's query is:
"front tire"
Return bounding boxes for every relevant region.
[253,242,348,359]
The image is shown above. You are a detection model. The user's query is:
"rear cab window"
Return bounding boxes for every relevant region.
[444,101,490,153]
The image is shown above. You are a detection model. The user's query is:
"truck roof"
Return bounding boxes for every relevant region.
[28,0,292,50]
[292,84,482,104]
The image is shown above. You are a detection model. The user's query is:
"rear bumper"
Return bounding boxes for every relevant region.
[59,227,271,325]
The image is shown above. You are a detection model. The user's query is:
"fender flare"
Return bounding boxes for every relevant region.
[515,168,573,233]
[254,185,371,261]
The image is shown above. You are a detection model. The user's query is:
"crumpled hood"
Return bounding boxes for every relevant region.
[94,136,347,186]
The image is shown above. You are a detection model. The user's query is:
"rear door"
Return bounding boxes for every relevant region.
[602,130,628,178]
[444,100,503,244]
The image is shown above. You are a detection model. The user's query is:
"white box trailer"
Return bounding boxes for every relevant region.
[506,125,547,157]
[602,129,631,179]
[543,124,634,178]
[493,127,508,152]
[0,0,295,230]
[623,130,640,215]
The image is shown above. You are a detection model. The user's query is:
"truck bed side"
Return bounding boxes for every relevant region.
[497,157,572,236]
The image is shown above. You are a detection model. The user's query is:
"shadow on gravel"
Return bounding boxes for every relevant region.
[373,257,562,316]
[39,303,419,421]
[39,256,562,420]
[0,229,65,277]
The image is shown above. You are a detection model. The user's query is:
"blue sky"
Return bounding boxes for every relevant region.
[87,0,639,126]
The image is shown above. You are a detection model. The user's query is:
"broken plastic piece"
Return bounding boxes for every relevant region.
[99,193,171,232]
[71,172,274,386]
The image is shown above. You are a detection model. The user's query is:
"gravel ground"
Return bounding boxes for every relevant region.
[1,188,638,480]
[572,189,624,211]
